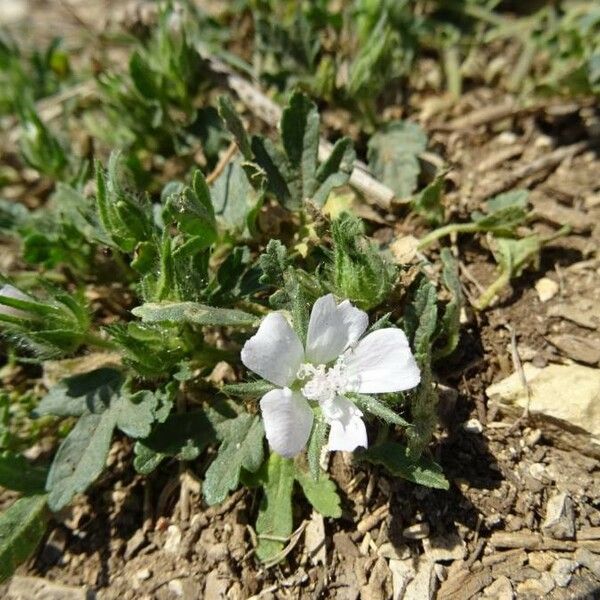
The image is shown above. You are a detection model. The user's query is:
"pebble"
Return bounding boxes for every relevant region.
[164,524,182,555]
[542,492,575,539]
[403,522,430,540]
[551,558,577,587]
[463,418,484,434]
[483,575,513,599]
[535,277,559,302]
[574,547,600,579]
[135,569,152,581]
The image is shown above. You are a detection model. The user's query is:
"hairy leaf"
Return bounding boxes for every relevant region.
[221,380,275,398]
[255,453,295,562]
[0,452,47,494]
[0,495,48,583]
[203,413,264,505]
[132,302,259,327]
[46,411,116,511]
[307,412,328,481]
[434,248,462,360]
[368,120,427,199]
[362,442,449,490]
[295,466,341,518]
[351,394,411,427]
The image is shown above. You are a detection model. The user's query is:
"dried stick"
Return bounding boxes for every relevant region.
[200,50,396,209]
[206,141,238,184]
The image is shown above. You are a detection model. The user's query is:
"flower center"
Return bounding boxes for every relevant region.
[297,356,354,405]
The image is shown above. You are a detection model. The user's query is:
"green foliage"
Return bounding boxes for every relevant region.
[367,120,427,199]
[351,393,411,427]
[434,249,463,360]
[132,301,259,327]
[331,213,396,310]
[0,451,47,494]
[203,411,264,505]
[0,495,49,584]
[362,442,449,490]
[412,174,445,227]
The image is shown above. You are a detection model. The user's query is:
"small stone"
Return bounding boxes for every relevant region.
[168,579,184,597]
[535,277,559,302]
[463,418,484,434]
[528,552,554,571]
[403,522,430,540]
[204,570,229,598]
[574,547,600,579]
[389,559,415,600]
[390,235,420,265]
[403,558,437,600]
[551,558,577,587]
[542,492,575,539]
[422,533,466,562]
[539,571,555,593]
[497,131,518,145]
[206,542,229,563]
[135,569,152,582]
[7,577,93,600]
[164,524,182,555]
[483,575,513,599]
[528,463,546,482]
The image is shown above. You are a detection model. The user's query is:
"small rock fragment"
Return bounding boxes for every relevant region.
[551,558,577,587]
[463,418,484,434]
[304,511,326,566]
[422,533,466,562]
[542,491,575,539]
[7,577,93,600]
[483,575,513,599]
[403,558,437,600]
[204,569,229,599]
[164,524,182,555]
[528,552,554,571]
[124,529,147,560]
[403,522,430,540]
[547,334,600,365]
[135,568,152,582]
[535,277,559,302]
[390,235,419,265]
[389,559,416,600]
[574,547,600,579]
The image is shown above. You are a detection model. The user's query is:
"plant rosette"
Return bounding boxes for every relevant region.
[241,293,421,457]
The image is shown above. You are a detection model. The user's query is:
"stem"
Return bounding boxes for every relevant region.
[417,222,479,250]
[473,271,510,311]
[83,331,118,351]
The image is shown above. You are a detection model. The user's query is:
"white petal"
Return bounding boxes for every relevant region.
[326,396,368,452]
[241,312,304,386]
[344,328,421,394]
[305,294,368,365]
[0,285,32,318]
[260,388,313,458]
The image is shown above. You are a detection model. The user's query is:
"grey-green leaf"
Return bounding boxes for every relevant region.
[46,411,116,511]
[362,442,449,490]
[351,394,411,427]
[256,453,295,562]
[132,302,259,327]
[368,120,427,199]
[203,413,264,505]
[34,368,123,418]
[0,452,48,495]
[295,466,341,518]
[0,494,48,584]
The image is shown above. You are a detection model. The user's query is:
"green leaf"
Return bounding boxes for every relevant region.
[46,411,116,511]
[351,394,411,427]
[256,453,295,562]
[133,410,217,475]
[259,239,288,285]
[0,452,47,494]
[0,495,48,584]
[295,466,341,518]
[412,174,445,226]
[362,442,449,490]
[203,413,264,505]
[368,120,427,199]
[218,96,252,159]
[405,277,438,363]
[221,380,275,398]
[34,368,124,418]
[114,389,159,439]
[312,137,355,207]
[307,413,327,481]
[212,159,262,236]
[132,302,259,327]
[434,249,462,360]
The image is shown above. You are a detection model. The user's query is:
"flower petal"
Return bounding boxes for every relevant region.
[344,328,421,394]
[326,396,368,452]
[0,285,32,319]
[260,387,313,458]
[241,312,304,386]
[305,294,368,365]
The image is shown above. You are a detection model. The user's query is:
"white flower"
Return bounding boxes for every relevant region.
[0,284,33,319]
[241,294,421,458]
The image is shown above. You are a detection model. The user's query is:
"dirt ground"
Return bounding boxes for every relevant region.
[1,2,599,599]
